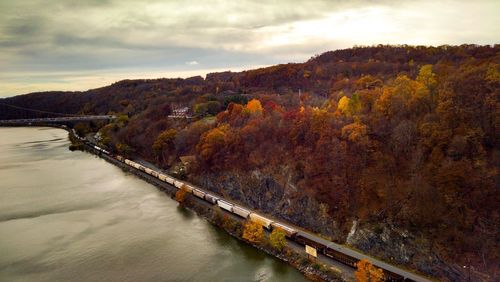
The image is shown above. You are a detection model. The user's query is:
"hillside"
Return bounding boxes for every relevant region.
[1,45,499,281]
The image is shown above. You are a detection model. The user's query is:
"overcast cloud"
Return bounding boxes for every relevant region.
[0,0,498,97]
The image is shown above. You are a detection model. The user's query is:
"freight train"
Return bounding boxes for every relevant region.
[85,141,426,282]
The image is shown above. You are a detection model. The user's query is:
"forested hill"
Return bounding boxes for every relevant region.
[1,45,499,281]
[1,44,498,119]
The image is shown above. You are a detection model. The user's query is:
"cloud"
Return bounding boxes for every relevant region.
[0,0,498,97]
[186,61,199,66]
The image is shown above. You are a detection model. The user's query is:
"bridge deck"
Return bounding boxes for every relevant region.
[0,115,116,124]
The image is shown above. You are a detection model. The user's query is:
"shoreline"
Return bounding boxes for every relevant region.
[2,124,433,282]
[71,128,345,282]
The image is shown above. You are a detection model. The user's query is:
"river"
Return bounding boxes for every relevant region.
[0,127,307,282]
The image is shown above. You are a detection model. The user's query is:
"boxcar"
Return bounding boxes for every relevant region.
[193,189,206,199]
[143,167,158,178]
[232,205,251,219]
[116,155,125,162]
[158,174,167,182]
[271,222,297,238]
[173,180,184,189]
[183,184,195,193]
[249,213,273,229]
[164,175,175,185]
[217,199,233,212]
[204,193,219,204]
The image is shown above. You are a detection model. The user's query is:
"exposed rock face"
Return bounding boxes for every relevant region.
[190,169,479,281]
[346,223,468,281]
[193,168,344,240]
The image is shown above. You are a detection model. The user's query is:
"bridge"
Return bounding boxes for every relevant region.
[0,101,116,125]
[0,115,116,125]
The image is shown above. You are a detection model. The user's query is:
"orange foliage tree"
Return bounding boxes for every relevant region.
[246,99,263,114]
[175,186,188,203]
[355,259,384,282]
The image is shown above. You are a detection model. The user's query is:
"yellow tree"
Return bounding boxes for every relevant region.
[242,221,264,244]
[355,259,384,282]
[416,64,437,90]
[269,228,287,251]
[337,96,350,114]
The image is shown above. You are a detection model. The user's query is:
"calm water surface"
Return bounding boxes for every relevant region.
[0,127,307,282]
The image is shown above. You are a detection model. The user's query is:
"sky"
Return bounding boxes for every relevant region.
[0,0,498,98]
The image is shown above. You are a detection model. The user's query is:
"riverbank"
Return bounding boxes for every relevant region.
[69,131,346,282]
[1,126,312,281]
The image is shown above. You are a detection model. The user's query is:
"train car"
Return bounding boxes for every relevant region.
[193,189,206,199]
[295,231,327,252]
[271,222,297,238]
[137,165,146,172]
[384,271,404,281]
[124,159,133,166]
[115,155,125,162]
[232,205,251,219]
[217,199,234,212]
[204,193,219,204]
[249,213,273,230]
[173,180,184,189]
[144,167,157,177]
[102,149,110,155]
[182,184,195,193]
[324,244,358,268]
[158,174,168,182]
[164,175,175,185]
[130,161,142,170]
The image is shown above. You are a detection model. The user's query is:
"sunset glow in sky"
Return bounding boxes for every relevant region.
[0,0,498,97]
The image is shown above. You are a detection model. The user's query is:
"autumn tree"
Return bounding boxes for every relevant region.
[337,96,350,114]
[175,186,188,203]
[196,124,232,168]
[153,128,177,161]
[269,228,287,251]
[245,99,263,115]
[341,122,368,144]
[355,259,384,282]
[416,64,437,91]
[116,142,132,155]
[242,221,264,244]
